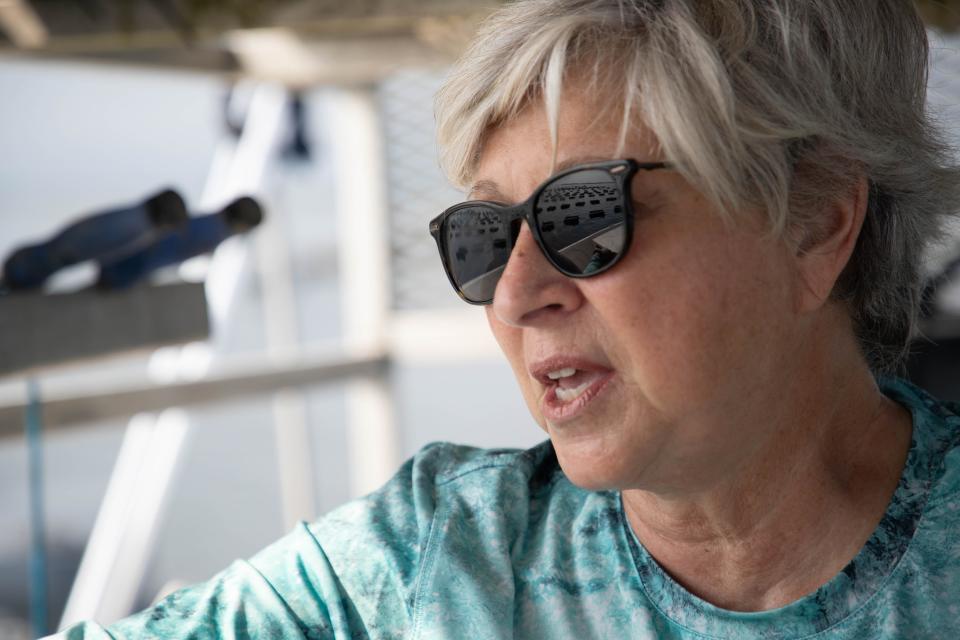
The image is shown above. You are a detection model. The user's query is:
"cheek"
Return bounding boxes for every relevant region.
[591,228,792,413]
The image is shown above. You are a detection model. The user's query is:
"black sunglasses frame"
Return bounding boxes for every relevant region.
[429,159,670,305]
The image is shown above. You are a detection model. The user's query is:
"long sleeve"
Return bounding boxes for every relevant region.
[51,441,452,640]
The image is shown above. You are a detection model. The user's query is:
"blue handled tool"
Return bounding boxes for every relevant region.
[97,196,264,290]
[2,189,188,291]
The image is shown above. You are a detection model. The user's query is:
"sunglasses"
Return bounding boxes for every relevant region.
[429,159,671,304]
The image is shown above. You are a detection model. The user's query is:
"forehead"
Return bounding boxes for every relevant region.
[471,94,660,201]
[470,155,618,201]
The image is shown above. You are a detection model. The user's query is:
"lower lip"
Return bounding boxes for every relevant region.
[540,372,615,424]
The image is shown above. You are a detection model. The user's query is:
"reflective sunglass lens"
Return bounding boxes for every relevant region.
[443,205,512,303]
[534,168,626,275]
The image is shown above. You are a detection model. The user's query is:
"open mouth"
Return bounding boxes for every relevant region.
[547,367,610,404]
[539,367,615,423]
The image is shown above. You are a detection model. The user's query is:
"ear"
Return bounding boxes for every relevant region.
[794,176,869,314]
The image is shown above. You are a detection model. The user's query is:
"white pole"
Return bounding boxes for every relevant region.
[327,86,400,497]
[57,411,189,627]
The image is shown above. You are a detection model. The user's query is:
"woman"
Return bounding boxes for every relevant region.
[58,0,960,638]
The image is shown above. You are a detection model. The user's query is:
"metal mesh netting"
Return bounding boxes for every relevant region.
[926,32,960,273]
[930,33,960,146]
[378,67,464,310]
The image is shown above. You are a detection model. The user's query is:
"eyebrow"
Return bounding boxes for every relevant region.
[468,179,505,201]
[467,155,629,201]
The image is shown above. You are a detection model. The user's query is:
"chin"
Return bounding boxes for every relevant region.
[550,435,638,491]
[556,459,627,491]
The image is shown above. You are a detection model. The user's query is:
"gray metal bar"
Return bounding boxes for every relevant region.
[0,282,209,379]
[0,350,389,439]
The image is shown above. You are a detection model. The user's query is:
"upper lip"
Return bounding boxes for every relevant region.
[529,355,614,386]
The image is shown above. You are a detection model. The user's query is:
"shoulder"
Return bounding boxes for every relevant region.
[303,440,566,623]
[309,439,562,545]
[883,379,960,495]
[418,438,559,479]
[880,385,960,635]
[426,438,561,488]
[912,387,960,513]
[339,438,559,502]
[880,378,960,473]
[881,379,960,569]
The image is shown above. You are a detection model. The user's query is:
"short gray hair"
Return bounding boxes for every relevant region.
[435,0,960,373]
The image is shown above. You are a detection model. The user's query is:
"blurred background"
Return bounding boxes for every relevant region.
[1,1,960,638]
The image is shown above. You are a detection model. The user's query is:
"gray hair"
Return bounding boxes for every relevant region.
[434,0,960,374]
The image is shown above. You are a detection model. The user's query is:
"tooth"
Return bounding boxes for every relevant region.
[555,380,592,402]
[547,367,577,380]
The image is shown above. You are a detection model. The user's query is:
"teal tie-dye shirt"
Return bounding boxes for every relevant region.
[57,378,960,639]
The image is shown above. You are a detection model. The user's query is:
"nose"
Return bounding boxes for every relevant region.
[490,221,584,327]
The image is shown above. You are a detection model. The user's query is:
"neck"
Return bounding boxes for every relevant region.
[621,320,912,611]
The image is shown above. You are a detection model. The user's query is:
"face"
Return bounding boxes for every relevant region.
[476,94,810,493]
